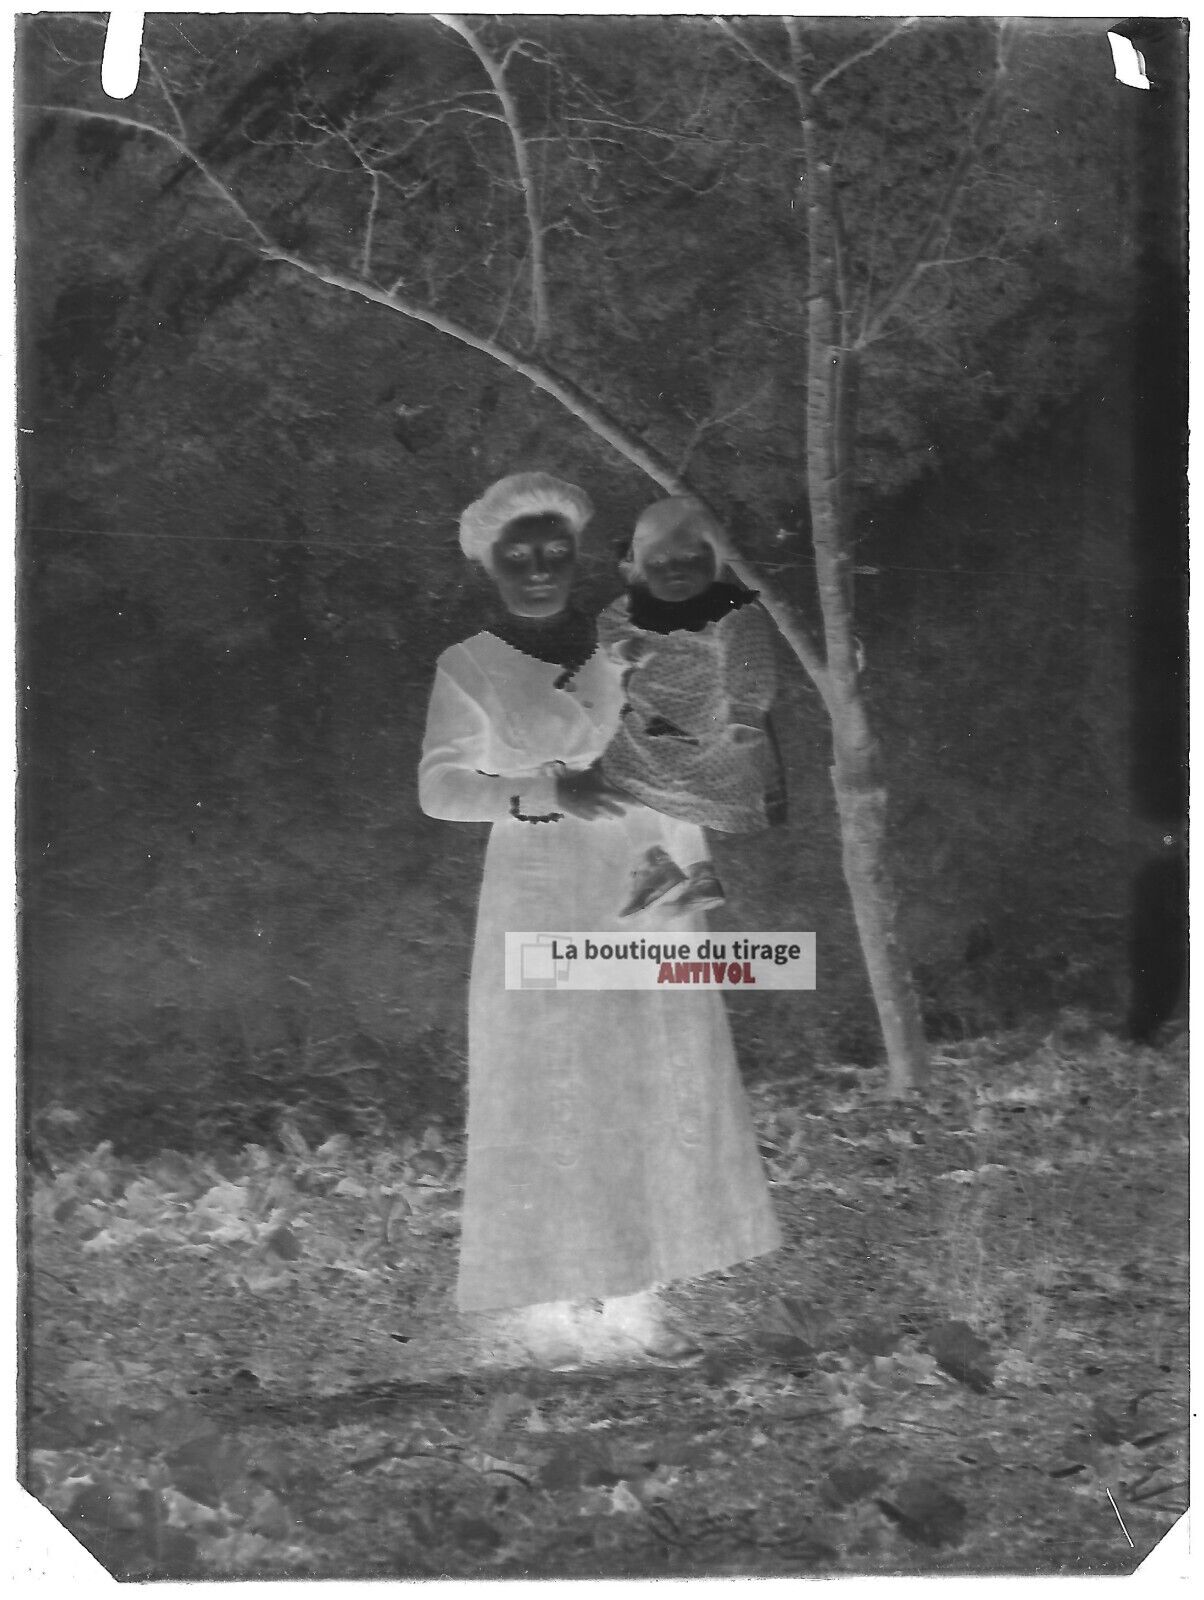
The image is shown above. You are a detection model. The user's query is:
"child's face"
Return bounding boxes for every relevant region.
[637,525,717,602]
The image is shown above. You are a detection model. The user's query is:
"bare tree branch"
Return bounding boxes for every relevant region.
[487,250,530,343]
[674,382,772,478]
[277,250,826,685]
[360,165,383,280]
[782,19,859,698]
[858,22,1013,347]
[563,111,767,154]
[781,19,815,139]
[29,83,828,691]
[811,19,920,96]
[435,13,551,350]
[714,19,794,88]
[141,49,189,141]
[914,252,1011,273]
[29,102,278,255]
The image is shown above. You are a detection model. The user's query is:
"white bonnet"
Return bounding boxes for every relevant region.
[458,472,594,565]
[628,495,726,573]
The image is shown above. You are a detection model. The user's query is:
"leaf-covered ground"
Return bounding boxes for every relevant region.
[23,1021,1188,1578]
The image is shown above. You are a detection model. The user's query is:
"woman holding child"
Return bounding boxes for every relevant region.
[417,472,782,1368]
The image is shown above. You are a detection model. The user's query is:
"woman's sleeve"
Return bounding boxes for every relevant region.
[597,597,641,665]
[722,602,778,718]
[596,597,626,650]
[418,658,562,823]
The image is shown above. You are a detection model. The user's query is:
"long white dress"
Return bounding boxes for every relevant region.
[418,631,781,1312]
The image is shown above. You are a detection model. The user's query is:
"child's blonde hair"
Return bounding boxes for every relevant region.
[626,495,726,579]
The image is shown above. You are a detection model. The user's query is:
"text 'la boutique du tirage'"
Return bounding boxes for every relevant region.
[503,933,816,992]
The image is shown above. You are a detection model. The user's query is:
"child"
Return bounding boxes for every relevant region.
[597,496,785,918]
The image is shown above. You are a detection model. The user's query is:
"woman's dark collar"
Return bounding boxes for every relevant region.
[627,580,757,634]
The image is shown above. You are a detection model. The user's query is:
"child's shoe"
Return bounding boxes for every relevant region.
[671,861,726,914]
[619,846,687,918]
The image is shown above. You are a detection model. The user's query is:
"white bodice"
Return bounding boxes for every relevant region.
[418,633,627,821]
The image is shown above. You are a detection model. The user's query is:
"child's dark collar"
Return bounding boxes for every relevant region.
[627,580,757,635]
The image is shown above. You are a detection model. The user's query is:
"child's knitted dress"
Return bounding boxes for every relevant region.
[598,583,783,832]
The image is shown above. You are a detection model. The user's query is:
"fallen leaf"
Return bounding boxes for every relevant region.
[407,1151,448,1181]
[885,1127,919,1146]
[278,1119,310,1160]
[773,1294,832,1349]
[31,1403,112,1449]
[1045,1441,1092,1478]
[821,1463,885,1507]
[877,1475,968,1547]
[481,1390,528,1436]
[197,1527,278,1571]
[246,1487,291,1539]
[447,1515,503,1553]
[890,1347,946,1385]
[1089,1400,1125,1446]
[67,1481,144,1533]
[264,1224,301,1261]
[927,1320,995,1393]
[834,1397,867,1429]
[755,1330,814,1367]
[161,1487,224,1532]
[195,1181,249,1217]
[640,1434,712,1470]
[168,1462,223,1510]
[239,1266,290,1294]
[698,1349,745,1386]
[607,1480,643,1515]
[147,1401,222,1453]
[851,1322,902,1358]
[164,1432,243,1483]
[314,1133,353,1161]
[538,1439,620,1491]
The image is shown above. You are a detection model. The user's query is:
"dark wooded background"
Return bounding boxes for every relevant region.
[16,15,1187,1155]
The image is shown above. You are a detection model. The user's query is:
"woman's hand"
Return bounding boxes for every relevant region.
[611,637,656,669]
[555,765,631,820]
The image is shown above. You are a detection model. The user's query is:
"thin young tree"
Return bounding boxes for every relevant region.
[24,14,1109,1093]
[710,17,1013,1091]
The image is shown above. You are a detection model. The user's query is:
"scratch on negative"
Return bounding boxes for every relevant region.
[1106,1488,1135,1549]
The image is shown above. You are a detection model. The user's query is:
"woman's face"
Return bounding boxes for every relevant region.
[489,515,577,618]
[637,524,717,602]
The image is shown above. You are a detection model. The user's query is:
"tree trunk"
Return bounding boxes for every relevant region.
[797,83,929,1094]
[830,744,930,1096]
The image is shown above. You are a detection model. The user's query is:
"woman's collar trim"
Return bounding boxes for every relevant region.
[481,606,599,676]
